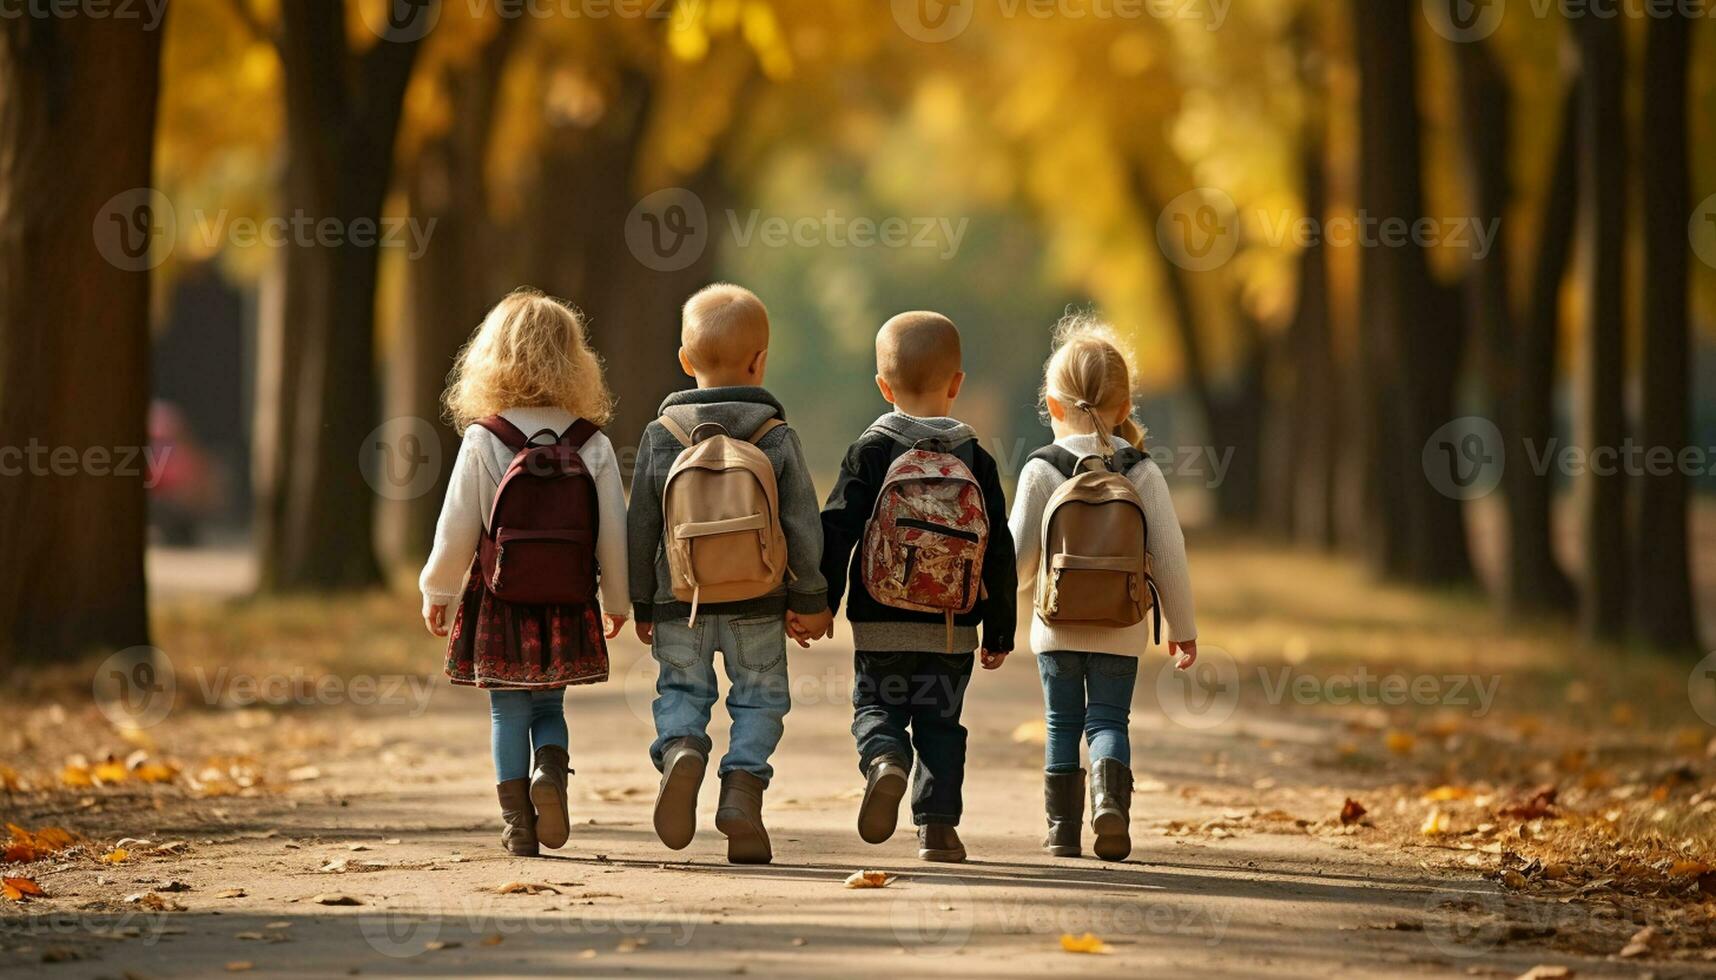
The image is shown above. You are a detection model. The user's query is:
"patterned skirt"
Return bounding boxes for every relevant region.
[445,559,609,690]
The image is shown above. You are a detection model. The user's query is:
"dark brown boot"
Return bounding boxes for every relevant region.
[714,771,772,864]
[497,779,538,857]
[917,823,966,863]
[1090,758,1133,861]
[1044,770,1084,857]
[653,738,707,850]
[857,757,909,845]
[530,745,572,850]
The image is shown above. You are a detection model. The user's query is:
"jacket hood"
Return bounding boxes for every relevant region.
[658,386,784,442]
[865,411,978,449]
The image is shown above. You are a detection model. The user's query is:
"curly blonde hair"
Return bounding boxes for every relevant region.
[444,288,615,430]
[1039,311,1147,450]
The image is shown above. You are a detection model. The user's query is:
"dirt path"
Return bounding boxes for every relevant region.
[4,538,1712,977]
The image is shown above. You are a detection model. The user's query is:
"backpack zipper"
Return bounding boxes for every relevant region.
[897,517,980,543]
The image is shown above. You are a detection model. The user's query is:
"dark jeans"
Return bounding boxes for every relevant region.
[851,651,973,826]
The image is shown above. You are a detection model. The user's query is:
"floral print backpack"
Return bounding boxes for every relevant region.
[859,440,990,651]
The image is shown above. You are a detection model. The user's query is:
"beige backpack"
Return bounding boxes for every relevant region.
[1030,445,1160,640]
[659,415,789,624]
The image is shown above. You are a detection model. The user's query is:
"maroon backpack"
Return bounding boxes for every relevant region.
[475,416,601,606]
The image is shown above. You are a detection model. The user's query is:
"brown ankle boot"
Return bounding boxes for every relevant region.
[529,745,572,850]
[857,757,909,845]
[917,823,966,863]
[497,779,538,856]
[1044,770,1084,857]
[1090,758,1133,862]
[653,738,707,850]
[714,771,771,864]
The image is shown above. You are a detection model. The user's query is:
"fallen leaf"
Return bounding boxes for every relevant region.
[100,848,129,864]
[425,940,462,951]
[843,870,893,889]
[2,876,45,901]
[1060,932,1111,955]
[1339,798,1367,825]
[1497,786,1558,820]
[1421,809,1451,836]
[1424,785,1473,802]
[496,882,561,895]
[216,888,247,898]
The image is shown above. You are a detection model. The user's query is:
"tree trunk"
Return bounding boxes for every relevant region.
[0,15,163,660]
[1349,0,1472,585]
[1573,13,1628,640]
[256,3,425,591]
[388,19,521,567]
[1634,7,1699,651]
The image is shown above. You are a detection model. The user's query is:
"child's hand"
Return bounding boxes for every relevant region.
[603,614,628,639]
[635,620,654,644]
[423,600,449,637]
[786,609,834,648]
[979,649,1008,670]
[1169,639,1197,670]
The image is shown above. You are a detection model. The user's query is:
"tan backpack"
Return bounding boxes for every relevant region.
[1030,445,1161,640]
[659,415,789,624]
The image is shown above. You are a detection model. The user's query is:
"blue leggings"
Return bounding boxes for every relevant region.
[1038,652,1137,773]
[489,690,568,782]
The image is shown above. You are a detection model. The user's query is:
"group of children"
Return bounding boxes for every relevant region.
[419,284,1198,867]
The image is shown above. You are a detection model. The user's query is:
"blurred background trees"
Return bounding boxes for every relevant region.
[1,0,1712,663]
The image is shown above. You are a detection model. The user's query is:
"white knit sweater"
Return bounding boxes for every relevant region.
[419,407,629,616]
[1009,432,1197,655]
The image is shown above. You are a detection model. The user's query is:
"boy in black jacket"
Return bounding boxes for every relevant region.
[808,311,1016,863]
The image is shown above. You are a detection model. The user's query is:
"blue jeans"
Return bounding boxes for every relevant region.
[852,651,972,826]
[489,690,568,782]
[1038,652,1137,773]
[649,613,790,784]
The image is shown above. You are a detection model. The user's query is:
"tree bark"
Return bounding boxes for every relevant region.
[0,14,163,660]
[388,19,521,567]
[1572,13,1628,640]
[1349,0,1472,585]
[256,3,426,591]
[1634,7,1699,651]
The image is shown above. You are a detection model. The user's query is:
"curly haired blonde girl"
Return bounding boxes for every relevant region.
[444,288,614,430]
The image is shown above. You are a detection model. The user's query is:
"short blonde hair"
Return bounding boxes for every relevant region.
[1040,311,1146,450]
[682,283,770,372]
[444,287,614,430]
[877,311,962,395]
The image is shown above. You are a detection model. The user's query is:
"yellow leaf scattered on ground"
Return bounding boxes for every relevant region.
[59,765,93,788]
[1420,809,1450,836]
[843,870,893,889]
[3,824,79,863]
[100,848,129,864]
[1060,932,1111,954]
[1384,730,1416,755]
[1424,786,1473,802]
[2,876,45,901]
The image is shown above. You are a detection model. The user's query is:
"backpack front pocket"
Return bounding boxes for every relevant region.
[488,528,596,606]
[1042,553,1145,628]
[672,512,776,622]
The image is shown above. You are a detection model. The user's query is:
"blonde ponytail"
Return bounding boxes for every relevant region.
[1040,312,1146,451]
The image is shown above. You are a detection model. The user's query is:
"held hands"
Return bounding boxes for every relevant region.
[978,649,1008,670]
[603,614,628,639]
[785,609,835,648]
[1169,639,1197,670]
[634,620,654,644]
[423,600,449,637]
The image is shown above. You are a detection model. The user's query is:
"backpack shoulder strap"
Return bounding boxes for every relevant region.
[1028,445,1080,478]
[1111,446,1149,472]
[747,417,786,445]
[475,416,529,452]
[657,414,694,448]
[557,418,599,451]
